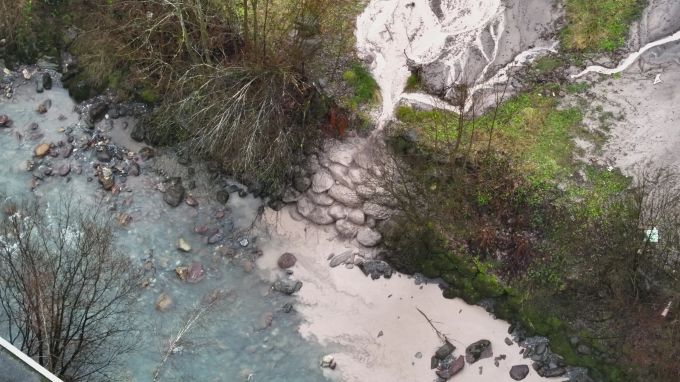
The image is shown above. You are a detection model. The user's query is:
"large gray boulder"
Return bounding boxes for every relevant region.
[311,170,334,193]
[328,184,362,207]
[357,227,382,247]
[465,339,493,364]
[510,365,530,380]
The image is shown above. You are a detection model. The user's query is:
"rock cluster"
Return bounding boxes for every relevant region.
[282,137,394,248]
[430,341,464,380]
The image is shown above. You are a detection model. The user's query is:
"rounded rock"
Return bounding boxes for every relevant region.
[277,252,297,269]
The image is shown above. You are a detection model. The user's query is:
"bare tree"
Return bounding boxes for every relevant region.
[0,196,139,381]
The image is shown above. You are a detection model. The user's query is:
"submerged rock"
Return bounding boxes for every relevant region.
[273,278,303,295]
[435,341,456,360]
[155,293,173,312]
[0,114,11,127]
[510,364,530,380]
[277,252,297,269]
[36,99,52,114]
[465,340,493,364]
[163,177,185,207]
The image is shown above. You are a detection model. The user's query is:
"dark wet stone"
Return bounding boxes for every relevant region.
[185,195,198,207]
[358,260,393,280]
[42,73,52,90]
[127,161,140,176]
[216,190,230,204]
[36,99,51,114]
[0,114,11,127]
[139,146,155,160]
[436,355,464,379]
[96,148,112,162]
[238,189,248,198]
[277,253,297,269]
[163,177,185,207]
[60,144,73,158]
[273,278,303,295]
[207,232,223,244]
[505,337,513,346]
[465,340,493,364]
[57,164,70,176]
[281,303,294,313]
[510,365,529,380]
[435,341,456,360]
[27,122,39,130]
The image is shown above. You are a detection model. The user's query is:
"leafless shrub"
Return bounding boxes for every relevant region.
[0,196,139,381]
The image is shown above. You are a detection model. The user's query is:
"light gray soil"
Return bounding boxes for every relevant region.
[573,0,680,175]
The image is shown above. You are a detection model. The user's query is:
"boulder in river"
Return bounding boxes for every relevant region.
[0,114,11,127]
[358,260,392,279]
[177,238,191,252]
[155,293,173,312]
[277,252,297,269]
[187,262,205,283]
[509,364,530,380]
[36,99,51,114]
[34,143,50,157]
[163,177,185,207]
[273,278,303,295]
[465,339,493,364]
[320,355,337,370]
[175,266,189,281]
[98,167,114,190]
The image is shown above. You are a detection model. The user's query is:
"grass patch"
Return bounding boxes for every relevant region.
[342,63,379,108]
[533,56,563,73]
[404,72,422,92]
[562,0,645,52]
[396,89,583,185]
[566,82,589,94]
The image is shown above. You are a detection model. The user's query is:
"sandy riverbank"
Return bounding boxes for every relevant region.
[256,206,551,382]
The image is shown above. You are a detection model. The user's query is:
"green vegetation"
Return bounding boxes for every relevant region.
[562,0,646,51]
[404,72,422,92]
[533,56,563,73]
[384,81,680,381]
[343,63,380,108]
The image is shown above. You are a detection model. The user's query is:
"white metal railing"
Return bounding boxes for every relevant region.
[0,336,63,382]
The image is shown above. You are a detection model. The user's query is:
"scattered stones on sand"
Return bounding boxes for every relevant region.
[277,252,297,269]
[465,339,493,364]
[155,293,173,312]
[177,238,191,252]
[34,143,50,157]
[510,364,530,380]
